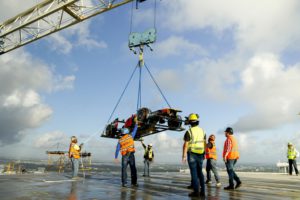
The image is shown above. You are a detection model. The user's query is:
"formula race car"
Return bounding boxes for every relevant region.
[101,107,184,140]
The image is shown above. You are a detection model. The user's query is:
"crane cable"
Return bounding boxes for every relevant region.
[129,0,158,35]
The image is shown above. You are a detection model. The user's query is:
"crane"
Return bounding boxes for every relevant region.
[0,0,147,55]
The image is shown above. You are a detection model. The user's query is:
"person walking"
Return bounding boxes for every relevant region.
[205,134,221,187]
[223,127,242,190]
[68,136,83,179]
[182,113,206,197]
[115,118,138,187]
[287,142,299,176]
[141,140,154,177]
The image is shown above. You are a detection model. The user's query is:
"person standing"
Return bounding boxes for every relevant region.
[68,136,83,179]
[115,120,138,187]
[141,140,154,177]
[205,134,221,187]
[182,113,206,197]
[287,142,299,176]
[223,127,242,190]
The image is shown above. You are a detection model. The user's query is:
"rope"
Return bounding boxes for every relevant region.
[106,63,139,124]
[129,0,135,34]
[153,0,157,30]
[137,65,142,110]
[144,62,172,108]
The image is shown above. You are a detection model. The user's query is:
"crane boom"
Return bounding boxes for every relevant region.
[0,0,133,55]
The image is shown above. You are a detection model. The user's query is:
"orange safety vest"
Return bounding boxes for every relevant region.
[223,135,239,159]
[69,143,80,159]
[205,142,217,160]
[119,134,135,156]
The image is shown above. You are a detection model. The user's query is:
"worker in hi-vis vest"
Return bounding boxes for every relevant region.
[205,134,221,187]
[287,142,299,175]
[141,140,154,177]
[223,127,242,190]
[182,113,206,198]
[68,136,83,179]
[115,116,138,187]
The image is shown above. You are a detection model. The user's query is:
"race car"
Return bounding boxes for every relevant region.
[101,107,184,140]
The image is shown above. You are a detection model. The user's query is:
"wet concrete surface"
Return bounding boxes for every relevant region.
[0,171,300,199]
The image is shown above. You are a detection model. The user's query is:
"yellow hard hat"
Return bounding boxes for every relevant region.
[188,113,199,121]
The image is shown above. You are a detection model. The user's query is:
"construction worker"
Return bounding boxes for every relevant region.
[223,127,242,190]
[68,136,83,179]
[287,142,299,176]
[182,113,206,197]
[205,134,221,187]
[141,140,154,177]
[115,118,138,187]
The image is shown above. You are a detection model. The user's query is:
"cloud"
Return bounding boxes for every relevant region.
[232,53,300,132]
[161,0,300,53]
[155,69,183,92]
[48,20,107,54]
[154,36,207,58]
[0,49,75,145]
[34,131,69,148]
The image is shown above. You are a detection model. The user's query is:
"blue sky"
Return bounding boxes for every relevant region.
[1,0,300,165]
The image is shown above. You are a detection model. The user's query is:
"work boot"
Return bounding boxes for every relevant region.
[224,185,235,190]
[235,181,242,189]
[188,192,200,197]
[200,191,205,197]
[216,182,222,187]
[187,185,193,189]
[132,183,139,187]
[205,180,212,184]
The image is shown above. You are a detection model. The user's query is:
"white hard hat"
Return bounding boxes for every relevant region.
[148,143,153,147]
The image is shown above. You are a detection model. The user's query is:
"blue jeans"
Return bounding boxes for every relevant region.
[122,152,137,185]
[225,159,241,187]
[188,152,205,193]
[144,160,150,176]
[288,159,299,175]
[71,158,79,177]
[206,158,220,182]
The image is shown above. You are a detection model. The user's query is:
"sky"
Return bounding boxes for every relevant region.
[1,0,300,165]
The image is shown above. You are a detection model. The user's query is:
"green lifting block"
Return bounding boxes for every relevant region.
[128,28,156,48]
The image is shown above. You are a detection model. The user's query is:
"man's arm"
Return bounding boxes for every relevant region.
[131,124,138,139]
[182,141,189,163]
[223,138,232,162]
[141,141,146,149]
[115,143,120,159]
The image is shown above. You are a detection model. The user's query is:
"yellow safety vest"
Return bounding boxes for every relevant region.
[145,149,153,159]
[288,148,297,160]
[188,126,205,154]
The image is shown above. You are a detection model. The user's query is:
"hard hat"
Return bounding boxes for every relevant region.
[209,134,215,141]
[288,142,293,146]
[225,127,233,134]
[121,128,129,135]
[148,143,153,147]
[71,136,77,141]
[188,113,199,121]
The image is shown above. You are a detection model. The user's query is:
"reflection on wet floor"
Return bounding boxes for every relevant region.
[0,172,300,199]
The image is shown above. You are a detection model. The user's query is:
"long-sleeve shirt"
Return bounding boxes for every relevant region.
[114,124,138,159]
[223,137,232,158]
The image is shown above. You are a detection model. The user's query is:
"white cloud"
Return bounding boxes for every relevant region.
[155,69,183,92]
[154,36,207,58]
[34,131,69,148]
[48,20,107,54]
[161,0,300,53]
[0,49,74,145]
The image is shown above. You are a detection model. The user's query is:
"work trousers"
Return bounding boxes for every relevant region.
[122,152,137,185]
[288,159,299,175]
[225,159,241,187]
[206,158,220,182]
[188,152,205,194]
[144,159,150,176]
[71,158,79,177]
